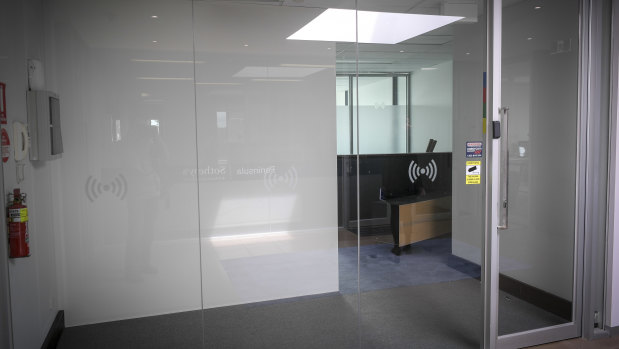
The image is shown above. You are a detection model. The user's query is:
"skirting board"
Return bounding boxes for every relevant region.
[448,253,572,321]
[499,274,572,321]
[42,310,64,349]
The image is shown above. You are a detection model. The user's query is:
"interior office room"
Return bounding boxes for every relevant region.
[1,0,619,348]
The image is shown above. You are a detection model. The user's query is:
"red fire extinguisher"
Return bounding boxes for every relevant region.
[7,188,29,258]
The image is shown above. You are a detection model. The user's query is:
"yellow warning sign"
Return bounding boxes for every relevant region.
[466,161,481,185]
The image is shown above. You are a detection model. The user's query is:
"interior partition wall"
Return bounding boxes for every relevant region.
[33,0,591,348]
[193,0,342,313]
[40,0,493,347]
[48,0,357,346]
[48,0,204,334]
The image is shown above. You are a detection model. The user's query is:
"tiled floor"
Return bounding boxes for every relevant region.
[532,336,619,348]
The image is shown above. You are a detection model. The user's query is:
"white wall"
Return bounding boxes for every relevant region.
[0,0,61,348]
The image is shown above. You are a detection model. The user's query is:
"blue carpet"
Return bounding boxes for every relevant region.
[339,238,481,294]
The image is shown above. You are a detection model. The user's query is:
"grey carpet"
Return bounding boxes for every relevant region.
[57,278,567,349]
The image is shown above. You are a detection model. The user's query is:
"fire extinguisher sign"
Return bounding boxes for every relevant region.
[1,128,9,163]
[0,82,6,125]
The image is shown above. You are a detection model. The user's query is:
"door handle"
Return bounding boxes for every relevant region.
[498,107,509,230]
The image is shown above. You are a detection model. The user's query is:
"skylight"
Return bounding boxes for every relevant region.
[287,9,463,45]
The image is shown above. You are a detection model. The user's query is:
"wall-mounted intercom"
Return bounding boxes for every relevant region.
[26,90,64,161]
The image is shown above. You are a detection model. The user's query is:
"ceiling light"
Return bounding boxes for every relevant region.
[151,15,158,19]
[337,60,392,64]
[534,6,541,10]
[131,59,205,64]
[466,52,471,55]
[196,82,242,86]
[280,63,335,68]
[252,79,301,82]
[287,9,463,44]
[399,50,405,53]
[234,66,325,78]
[244,44,249,47]
[152,40,158,43]
[421,67,437,70]
[137,77,193,81]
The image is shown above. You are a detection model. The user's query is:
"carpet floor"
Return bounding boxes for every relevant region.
[56,236,568,349]
[57,278,567,349]
[339,237,481,294]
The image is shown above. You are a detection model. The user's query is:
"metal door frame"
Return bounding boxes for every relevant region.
[606,0,619,337]
[484,0,604,347]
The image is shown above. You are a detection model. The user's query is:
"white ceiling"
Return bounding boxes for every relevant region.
[53,0,484,73]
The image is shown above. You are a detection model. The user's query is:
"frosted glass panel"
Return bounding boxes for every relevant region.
[410,61,453,153]
[358,106,407,154]
[337,76,351,154]
[193,2,339,309]
[338,75,408,155]
[337,106,351,154]
[47,0,202,327]
[397,76,407,106]
[358,76,392,106]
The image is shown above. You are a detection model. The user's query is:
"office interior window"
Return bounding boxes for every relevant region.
[336,74,409,155]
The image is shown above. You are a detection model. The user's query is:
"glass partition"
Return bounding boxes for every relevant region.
[44,1,490,348]
[192,1,360,347]
[48,0,204,346]
[354,1,486,347]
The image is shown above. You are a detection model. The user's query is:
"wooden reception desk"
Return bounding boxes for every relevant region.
[384,193,452,255]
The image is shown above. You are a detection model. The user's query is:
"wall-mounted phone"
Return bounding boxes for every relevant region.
[13,122,29,162]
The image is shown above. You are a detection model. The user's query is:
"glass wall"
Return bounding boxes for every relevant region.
[354,1,485,347]
[48,1,205,346]
[46,1,486,348]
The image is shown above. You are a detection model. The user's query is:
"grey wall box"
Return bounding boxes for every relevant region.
[27,90,63,161]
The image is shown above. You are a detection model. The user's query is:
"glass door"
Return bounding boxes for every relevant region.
[495,0,583,347]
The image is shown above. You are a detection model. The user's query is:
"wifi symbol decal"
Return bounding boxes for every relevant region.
[264,166,298,191]
[408,159,438,183]
[85,174,128,202]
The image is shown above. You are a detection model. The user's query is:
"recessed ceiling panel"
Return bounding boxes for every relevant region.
[287,9,463,44]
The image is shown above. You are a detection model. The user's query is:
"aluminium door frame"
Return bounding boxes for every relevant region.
[607,0,619,336]
[485,0,592,347]
[483,0,500,347]
[583,0,614,340]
